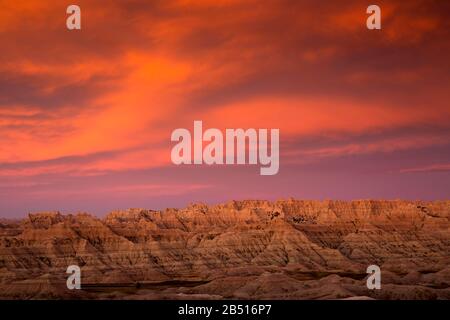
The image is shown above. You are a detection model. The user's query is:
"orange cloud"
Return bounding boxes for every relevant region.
[0,0,449,180]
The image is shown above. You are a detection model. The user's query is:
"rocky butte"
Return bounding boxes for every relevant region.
[0,199,449,299]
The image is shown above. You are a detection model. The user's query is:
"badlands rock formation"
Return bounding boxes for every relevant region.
[0,200,449,299]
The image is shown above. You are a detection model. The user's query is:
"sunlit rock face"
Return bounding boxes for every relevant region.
[0,200,449,299]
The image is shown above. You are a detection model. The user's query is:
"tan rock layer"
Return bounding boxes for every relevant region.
[0,200,449,299]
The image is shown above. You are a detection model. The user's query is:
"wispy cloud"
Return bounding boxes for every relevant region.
[400,163,450,173]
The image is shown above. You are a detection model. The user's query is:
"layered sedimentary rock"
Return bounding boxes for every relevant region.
[0,200,449,299]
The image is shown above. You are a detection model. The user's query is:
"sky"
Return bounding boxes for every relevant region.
[0,0,449,217]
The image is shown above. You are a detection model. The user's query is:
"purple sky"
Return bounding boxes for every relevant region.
[0,0,449,217]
